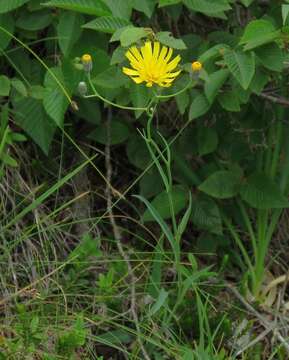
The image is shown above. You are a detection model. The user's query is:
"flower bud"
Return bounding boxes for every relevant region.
[191,61,202,80]
[78,81,88,96]
[81,54,93,73]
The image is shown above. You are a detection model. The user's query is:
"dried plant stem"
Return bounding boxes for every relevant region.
[105,108,151,360]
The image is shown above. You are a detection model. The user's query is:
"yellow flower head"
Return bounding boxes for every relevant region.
[122,41,181,88]
[192,61,202,72]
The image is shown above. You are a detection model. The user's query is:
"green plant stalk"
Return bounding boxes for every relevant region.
[254,119,283,296]
[86,74,149,112]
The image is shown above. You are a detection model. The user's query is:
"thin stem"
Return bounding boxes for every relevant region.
[237,199,257,258]
[154,78,194,99]
[222,214,255,281]
[86,74,149,112]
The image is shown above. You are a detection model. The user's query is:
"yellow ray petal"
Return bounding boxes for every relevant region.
[165,55,181,72]
[129,46,143,63]
[122,67,140,76]
[131,76,144,84]
[152,42,160,61]
[141,41,153,61]
[125,51,142,70]
[164,47,173,63]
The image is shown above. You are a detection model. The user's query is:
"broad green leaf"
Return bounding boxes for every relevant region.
[255,43,284,72]
[43,67,69,127]
[106,0,132,20]
[189,94,210,120]
[182,0,231,15]
[11,78,27,97]
[282,4,289,25]
[155,31,187,49]
[223,49,255,90]
[240,19,280,51]
[140,167,164,199]
[158,0,181,6]
[43,0,111,16]
[0,14,14,50]
[143,185,188,222]
[88,120,130,145]
[130,82,150,119]
[58,12,84,56]
[92,66,128,89]
[198,44,228,64]
[83,16,130,34]
[16,10,52,31]
[218,90,240,112]
[120,27,148,47]
[249,68,269,95]
[240,172,289,209]
[204,69,229,103]
[0,75,10,96]
[176,90,189,115]
[133,0,156,17]
[14,98,56,154]
[191,195,222,234]
[0,0,29,13]
[198,170,242,199]
[197,127,218,156]
[240,0,254,6]
[127,135,150,169]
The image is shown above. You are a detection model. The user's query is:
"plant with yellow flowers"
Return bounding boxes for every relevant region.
[79,39,203,313]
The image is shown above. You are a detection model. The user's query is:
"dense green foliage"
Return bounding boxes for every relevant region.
[1,0,289,359]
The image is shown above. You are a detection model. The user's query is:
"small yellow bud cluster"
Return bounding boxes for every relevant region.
[81,54,93,73]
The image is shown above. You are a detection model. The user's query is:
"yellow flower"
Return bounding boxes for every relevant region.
[192,61,202,72]
[122,41,181,87]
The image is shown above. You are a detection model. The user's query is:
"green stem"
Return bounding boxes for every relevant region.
[86,74,149,112]
[154,78,194,99]
[237,199,257,258]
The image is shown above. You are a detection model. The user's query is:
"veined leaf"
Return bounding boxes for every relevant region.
[223,49,255,90]
[0,0,29,13]
[58,12,84,56]
[43,67,69,127]
[240,19,280,51]
[42,0,111,16]
[189,94,211,120]
[198,170,242,199]
[14,98,56,155]
[106,0,132,20]
[191,195,222,234]
[120,27,148,47]
[155,31,187,49]
[218,90,241,112]
[158,0,181,6]
[204,69,229,103]
[255,43,284,72]
[240,0,254,6]
[83,16,130,34]
[182,0,231,15]
[240,173,289,209]
[142,185,189,222]
[0,75,10,96]
[198,44,228,64]
[133,0,156,18]
[197,127,218,156]
[0,14,14,50]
